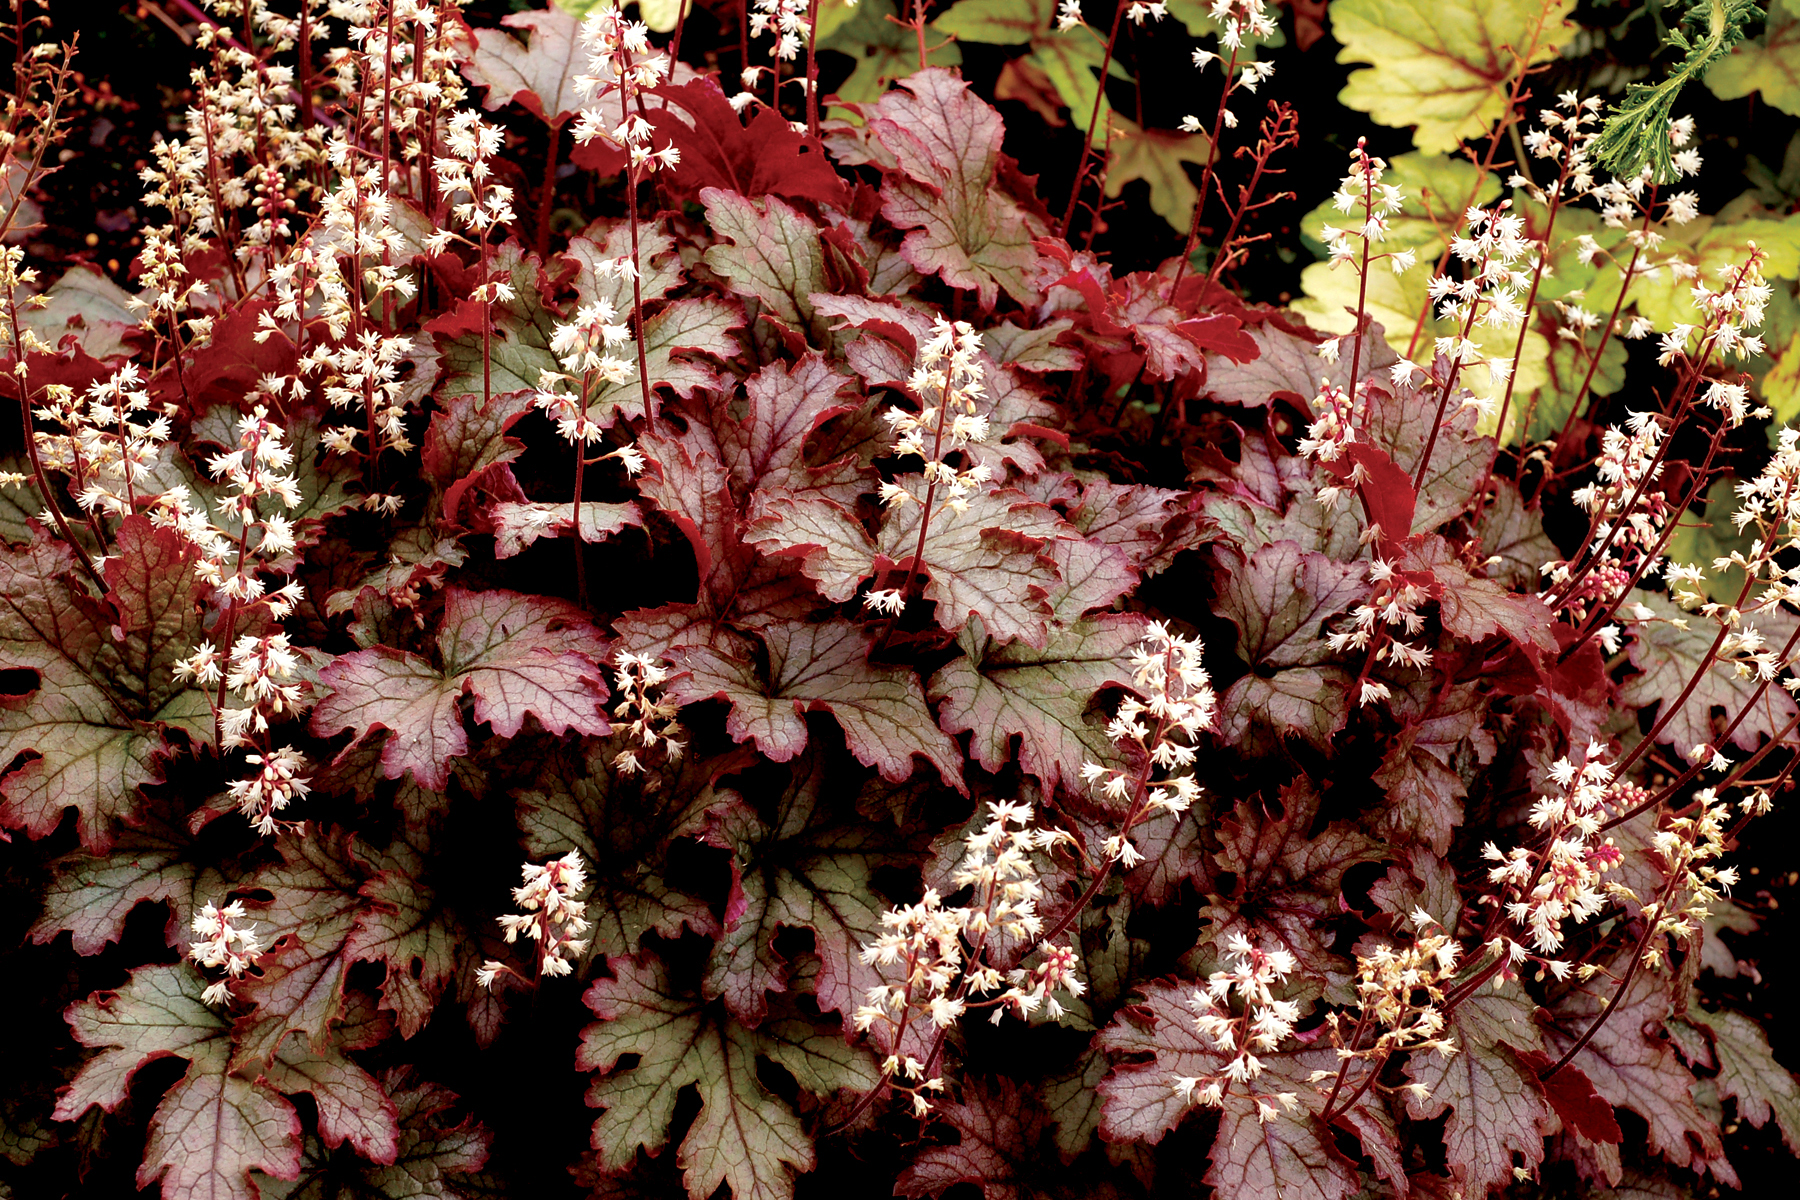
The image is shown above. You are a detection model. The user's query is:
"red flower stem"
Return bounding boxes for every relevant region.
[1172,47,1240,288]
[1059,4,1126,237]
[1543,868,1683,1079]
[804,0,821,139]
[1411,249,1490,493]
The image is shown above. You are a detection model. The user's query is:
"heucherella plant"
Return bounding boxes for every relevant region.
[3,3,1800,1200]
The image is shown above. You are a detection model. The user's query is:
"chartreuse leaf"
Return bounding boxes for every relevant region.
[1095,979,1362,1200]
[1332,0,1579,153]
[1102,117,1214,235]
[819,0,962,107]
[1709,0,1800,115]
[56,965,305,1200]
[578,954,878,1200]
[935,0,1129,134]
[312,587,613,791]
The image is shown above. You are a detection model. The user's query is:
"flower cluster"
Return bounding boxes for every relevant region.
[189,899,263,1006]
[1335,908,1460,1066]
[1171,933,1301,1121]
[864,317,994,615]
[1179,1,1277,133]
[1319,141,1414,283]
[609,651,684,775]
[1080,622,1217,865]
[1479,746,1628,971]
[478,851,593,988]
[1328,558,1435,704]
[855,802,1082,1115]
[572,9,676,170]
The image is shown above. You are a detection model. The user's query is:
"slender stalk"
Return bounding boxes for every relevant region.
[1543,869,1683,1078]
[1060,4,1126,237]
[1412,250,1491,492]
[1172,47,1241,288]
[804,0,821,138]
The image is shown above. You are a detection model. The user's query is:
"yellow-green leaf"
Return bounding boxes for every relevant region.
[1103,116,1213,233]
[1708,0,1800,116]
[1332,0,1580,152]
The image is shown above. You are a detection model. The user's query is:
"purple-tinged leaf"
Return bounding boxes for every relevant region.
[312,588,611,791]
[56,964,304,1200]
[671,620,963,788]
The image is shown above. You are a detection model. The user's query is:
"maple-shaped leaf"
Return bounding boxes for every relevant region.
[56,964,304,1200]
[462,8,589,124]
[514,742,740,967]
[896,1077,1051,1200]
[344,833,463,1039]
[1620,591,1800,754]
[313,587,612,791]
[435,244,573,401]
[1332,0,1579,153]
[862,69,1049,308]
[875,485,1066,648]
[670,620,963,788]
[1066,478,1211,579]
[1683,1007,1800,1153]
[930,539,1146,792]
[1545,971,1735,1180]
[678,353,875,586]
[1201,314,1397,407]
[1403,987,1555,1196]
[626,435,819,657]
[0,526,207,850]
[936,0,1132,134]
[700,189,834,348]
[1095,980,1360,1200]
[1406,534,1555,653]
[817,0,963,106]
[1045,250,1255,382]
[421,389,536,527]
[1708,0,1800,116]
[489,500,643,559]
[231,830,372,1067]
[1372,680,1496,853]
[259,1072,491,1200]
[578,954,879,1200]
[703,749,926,1025]
[1210,540,1366,752]
[29,796,213,955]
[1202,782,1384,1004]
[1361,377,1495,533]
[1102,116,1213,234]
[650,79,848,208]
[260,1038,400,1165]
